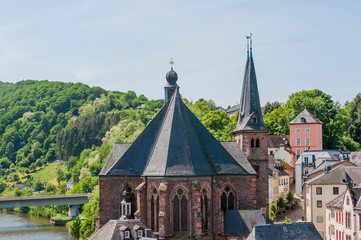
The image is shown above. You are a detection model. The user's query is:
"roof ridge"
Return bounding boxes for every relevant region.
[143,90,177,175]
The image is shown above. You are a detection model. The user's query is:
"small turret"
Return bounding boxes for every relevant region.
[120,180,131,219]
[164,58,179,102]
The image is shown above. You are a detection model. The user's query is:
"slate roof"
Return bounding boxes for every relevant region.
[246,222,322,240]
[234,49,267,132]
[226,104,240,115]
[100,89,255,177]
[89,216,156,240]
[350,152,361,167]
[326,192,345,209]
[268,135,290,148]
[305,166,361,185]
[289,109,322,124]
[224,210,267,236]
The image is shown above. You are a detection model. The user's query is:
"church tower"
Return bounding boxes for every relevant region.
[233,35,269,210]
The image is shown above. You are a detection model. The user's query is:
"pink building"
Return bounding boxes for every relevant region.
[289,109,323,161]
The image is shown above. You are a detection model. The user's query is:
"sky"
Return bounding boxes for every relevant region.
[0,0,360,108]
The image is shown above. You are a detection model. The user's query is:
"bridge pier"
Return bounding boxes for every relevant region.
[68,205,80,220]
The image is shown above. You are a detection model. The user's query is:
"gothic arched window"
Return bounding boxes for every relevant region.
[201,188,210,232]
[150,188,159,232]
[256,138,260,148]
[221,185,236,213]
[251,138,255,148]
[173,188,188,233]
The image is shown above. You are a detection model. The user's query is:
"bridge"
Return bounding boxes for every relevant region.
[0,194,89,219]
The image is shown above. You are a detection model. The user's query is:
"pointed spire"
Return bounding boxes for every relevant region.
[234,34,267,132]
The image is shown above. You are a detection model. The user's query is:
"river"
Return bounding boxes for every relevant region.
[0,210,71,240]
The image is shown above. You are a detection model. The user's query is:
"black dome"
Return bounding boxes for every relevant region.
[166,68,178,82]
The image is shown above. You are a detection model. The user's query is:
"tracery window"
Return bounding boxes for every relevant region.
[221,185,236,213]
[173,188,188,233]
[201,188,210,232]
[150,188,159,232]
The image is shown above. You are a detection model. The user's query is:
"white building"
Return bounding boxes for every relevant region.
[295,150,350,196]
[304,165,361,238]
[326,186,361,240]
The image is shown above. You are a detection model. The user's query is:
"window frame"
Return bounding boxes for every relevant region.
[316,187,322,195]
[317,200,322,208]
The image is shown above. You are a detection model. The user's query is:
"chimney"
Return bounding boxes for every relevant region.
[313,112,317,118]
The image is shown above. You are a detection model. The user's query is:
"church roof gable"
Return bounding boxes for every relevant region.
[102,90,254,177]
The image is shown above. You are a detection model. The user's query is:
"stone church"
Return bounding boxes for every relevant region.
[98,40,268,239]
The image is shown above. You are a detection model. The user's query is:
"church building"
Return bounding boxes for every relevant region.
[98,37,267,239]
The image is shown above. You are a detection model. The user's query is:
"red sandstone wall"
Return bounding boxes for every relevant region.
[99,175,257,239]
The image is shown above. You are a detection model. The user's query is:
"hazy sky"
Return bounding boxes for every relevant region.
[0,0,360,108]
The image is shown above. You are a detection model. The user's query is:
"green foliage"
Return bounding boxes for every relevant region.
[263,102,282,115]
[45,183,56,193]
[71,216,82,239]
[286,192,294,203]
[269,209,276,222]
[34,180,44,192]
[270,203,277,214]
[346,93,361,146]
[284,217,291,223]
[80,218,95,239]
[201,111,236,141]
[0,182,7,193]
[56,168,66,183]
[277,197,286,209]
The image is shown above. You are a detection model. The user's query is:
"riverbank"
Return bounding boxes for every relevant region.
[0,209,71,240]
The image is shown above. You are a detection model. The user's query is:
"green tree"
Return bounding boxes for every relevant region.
[286,192,294,204]
[34,180,44,192]
[284,217,291,223]
[269,209,276,223]
[56,168,66,183]
[270,203,277,214]
[277,197,286,209]
[263,102,281,115]
[70,216,81,239]
[201,111,235,141]
[0,182,7,193]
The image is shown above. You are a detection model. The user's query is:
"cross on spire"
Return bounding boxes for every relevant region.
[169,58,175,69]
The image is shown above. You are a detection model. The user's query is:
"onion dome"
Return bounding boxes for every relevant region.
[166,67,178,82]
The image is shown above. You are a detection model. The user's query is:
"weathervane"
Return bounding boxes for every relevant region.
[169,58,175,69]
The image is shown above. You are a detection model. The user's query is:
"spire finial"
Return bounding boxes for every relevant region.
[250,32,253,57]
[169,58,175,70]
[246,34,251,59]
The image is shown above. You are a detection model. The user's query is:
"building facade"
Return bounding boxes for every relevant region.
[289,109,323,160]
[304,166,361,238]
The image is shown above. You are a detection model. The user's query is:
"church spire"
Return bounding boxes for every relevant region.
[234,34,267,132]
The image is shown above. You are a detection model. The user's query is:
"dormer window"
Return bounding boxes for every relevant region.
[301,117,306,123]
[251,116,257,124]
[137,230,143,238]
[124,231,130,238]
